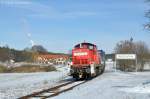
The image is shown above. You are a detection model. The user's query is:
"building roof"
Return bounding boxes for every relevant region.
[38,54,69,59]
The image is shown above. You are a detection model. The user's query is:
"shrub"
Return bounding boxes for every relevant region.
[0,65,7,73]
[0,65,56,73]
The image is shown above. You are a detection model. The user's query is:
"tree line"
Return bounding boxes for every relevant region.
[0,46,36,62]
[0,45,68,63]
[0,45,49,62]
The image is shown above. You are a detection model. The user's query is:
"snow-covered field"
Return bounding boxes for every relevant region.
[1,63,150,99]
[0,65,69,99]
[53,62,150,99]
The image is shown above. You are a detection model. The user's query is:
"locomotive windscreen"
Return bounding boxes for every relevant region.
[74,43,96,49]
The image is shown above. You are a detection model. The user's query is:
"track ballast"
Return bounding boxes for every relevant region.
[19,80,86,99]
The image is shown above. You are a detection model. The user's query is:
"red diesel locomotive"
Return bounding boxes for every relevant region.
[70,42,105,79]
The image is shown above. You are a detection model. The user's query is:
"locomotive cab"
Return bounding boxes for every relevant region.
[70,42,105,80]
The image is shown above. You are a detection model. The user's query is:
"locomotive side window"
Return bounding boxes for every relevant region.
[74,44,80,48]
[89,45,94,49]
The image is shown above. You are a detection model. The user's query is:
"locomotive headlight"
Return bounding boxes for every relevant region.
[70,62,73,65]
[74,52,88,56]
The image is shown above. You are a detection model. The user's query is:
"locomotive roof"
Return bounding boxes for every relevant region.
[74,42,96,48]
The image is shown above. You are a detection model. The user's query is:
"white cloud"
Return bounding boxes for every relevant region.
[0,0,31,5]
[28,11,97,19]
[0,41,8,47]
[0,0,97,19]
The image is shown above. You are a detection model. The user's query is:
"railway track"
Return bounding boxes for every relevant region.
[19,80,86,99]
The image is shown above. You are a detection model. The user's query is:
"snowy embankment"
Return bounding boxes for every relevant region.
[0,65,69,99]
[53,62,150,99]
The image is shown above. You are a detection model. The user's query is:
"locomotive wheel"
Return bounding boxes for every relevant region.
[100,65,105,74]
[86,74,92,80]
[95,66,101,76]
[95,68,98,76]
[101,66,105,73]
[73,74,79,80]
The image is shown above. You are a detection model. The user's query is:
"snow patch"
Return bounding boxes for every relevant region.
[0,65,69,99]
[120,83,150,94]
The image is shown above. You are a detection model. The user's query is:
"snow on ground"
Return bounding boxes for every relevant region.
[1,62,150,99]
[53,62,150,99]
[0,65,70,99]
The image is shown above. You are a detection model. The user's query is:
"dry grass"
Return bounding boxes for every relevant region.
[0,65,56,73]
[0,65,7,73]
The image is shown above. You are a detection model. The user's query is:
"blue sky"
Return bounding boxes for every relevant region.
[0,0,149,53]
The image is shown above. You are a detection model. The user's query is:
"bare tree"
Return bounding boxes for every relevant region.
[31,45,47,53]
[114,39,150,71]
[145,0,150,30]
[135,41,150,71]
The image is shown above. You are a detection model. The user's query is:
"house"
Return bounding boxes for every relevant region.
[36,54,69,65]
